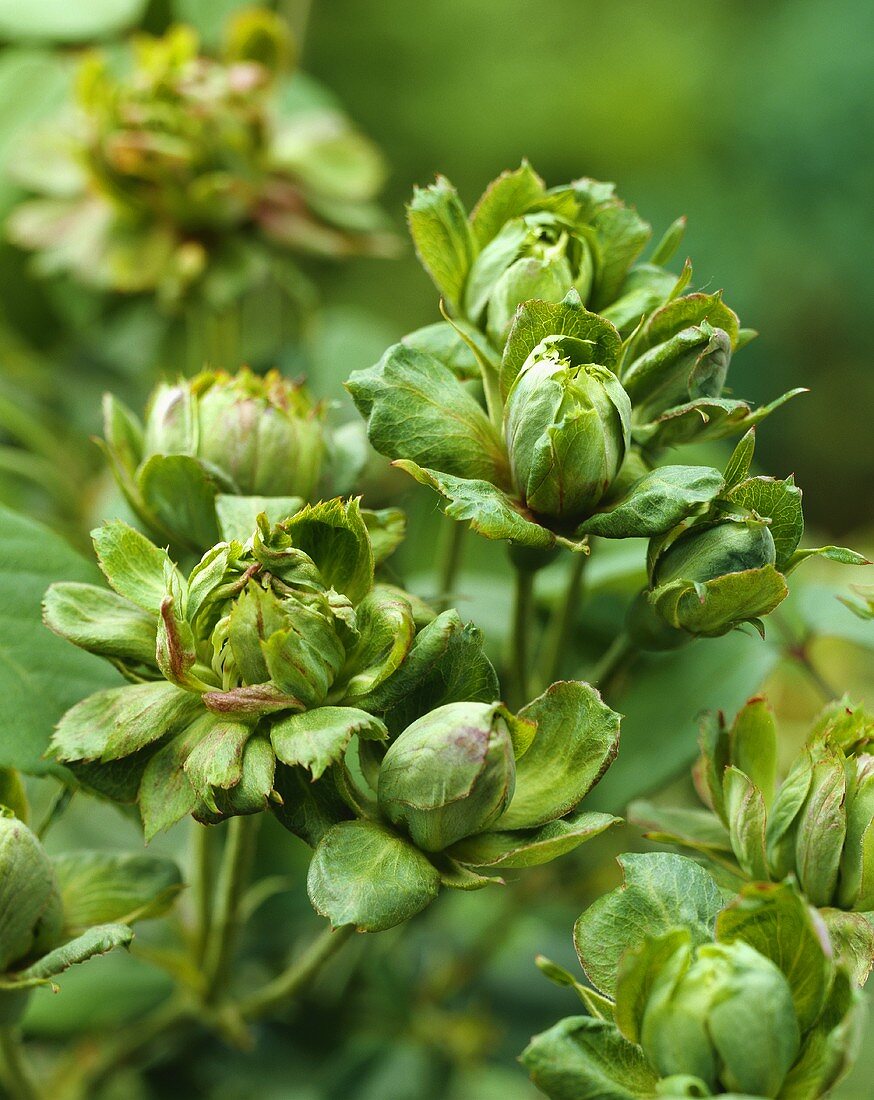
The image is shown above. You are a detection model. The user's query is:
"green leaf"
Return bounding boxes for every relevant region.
[361,508,406,565]
[785,545,871,574]
[182,715,254,812]
[271,765,353,847]
[723,428,757,490]
[406,176,476,309]
[91,521,176,615]
[727,476,804,570]
[215,495,303,543]
[589,203,652,310]
[271,707,386,781]
[52,852,182,932]
[723,766,769,879]
[577,465,723,539]
[307,820,441,931]
[393,462,562,550]
[347,343,509,484]
[448,810,617,869]
[613,928,692,1046]
[197,735,274,821]
[779,968,863,1100]
[401,321,482,381]
[0,769,29,823]
[521,1016,658,1100]
[0,507,120,774]
[333,588,415,704]
[500,294,622,399]
[794,747,848,906]
[644,389,805,448]
[43,583,158,669]
[627,800,732,855]
[716,881,833,1033]
[137,454,223,553]
[573,853,722,998]
[360,610,499,732]
[628,292,740,359]
[50,682,200,764]
[655,565,789,636]
[730,696,777,807]
[284,498,374,605]
[469,161,546,245]
[821,909,874,986]
[1,925,133,990]
[0,814,63,972]
[500,681,620,830]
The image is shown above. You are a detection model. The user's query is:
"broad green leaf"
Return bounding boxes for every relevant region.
[182,715,254,811]
[447,810,617,869]
[401,321,484,381]
[785,545,871,574]
[271,707,386,780]
[284,498,373,605]
[521,1016,657,1100]
[728,696,777,808]
[139,722,230,839]
[0,0,147,42]
[406,176,476,309]
[52,852,182,932]
[215,495,303,542]
[1,925,133,990]
[765,751,815,877]
[723,766,768,879]
[360,610,499,733]
[333,588,415,703]
[197,735,274,821]
[716,881,833,1032]
[577,465,723,539]
[628,292,740,359]
[0,506,119,774]
[500,681,620,830]
[43,583,158,669]
[307,820,441,931]
[613,928,691,1046]
[573,853,722,997]
[347,344,509,484]
[644,389,805,448]
[657,565,789,635]
[137,454,222,553]
[50,682,200,764]
[589,203,652,310]
[91,521,176,615]
[727,475,804,570]
[271,765,352,847]
[0,769,28,823]
[393,462,563,550]
[469,161,546,245]
[500,293,622,399]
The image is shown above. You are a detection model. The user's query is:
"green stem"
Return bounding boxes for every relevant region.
[435,523,466,612]
[238,924,355,1021]
[481,364,504,434]
[539,550,588,688]
[202,816,260,1003]
[510,566,535,707]
[191,822,215,968]
[0,1028,38,1100]
[590,631,635,693]
[792,645,839,702]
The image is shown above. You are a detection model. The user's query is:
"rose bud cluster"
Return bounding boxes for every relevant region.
[7,12,392,308]
[102,368,328,555]
[524,853,864,1100]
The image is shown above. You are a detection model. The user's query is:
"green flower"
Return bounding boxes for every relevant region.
[628,430,868,648]
[504,335,631,522]
[524,854,864,1100]
[7,15,392,309]
[44,500,492,839]
[377,701,517,851]
[103,368,327,554]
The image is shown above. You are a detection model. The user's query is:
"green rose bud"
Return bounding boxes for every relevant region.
[0,813,64,974]
[145,369,326,501]
[377,702,516,852]
[504,335,631,522]
[621,322,732,428]
[637,939,799,1097]
[651,518,776,588]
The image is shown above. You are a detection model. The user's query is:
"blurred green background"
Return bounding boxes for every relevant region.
[0,1,872,1097]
